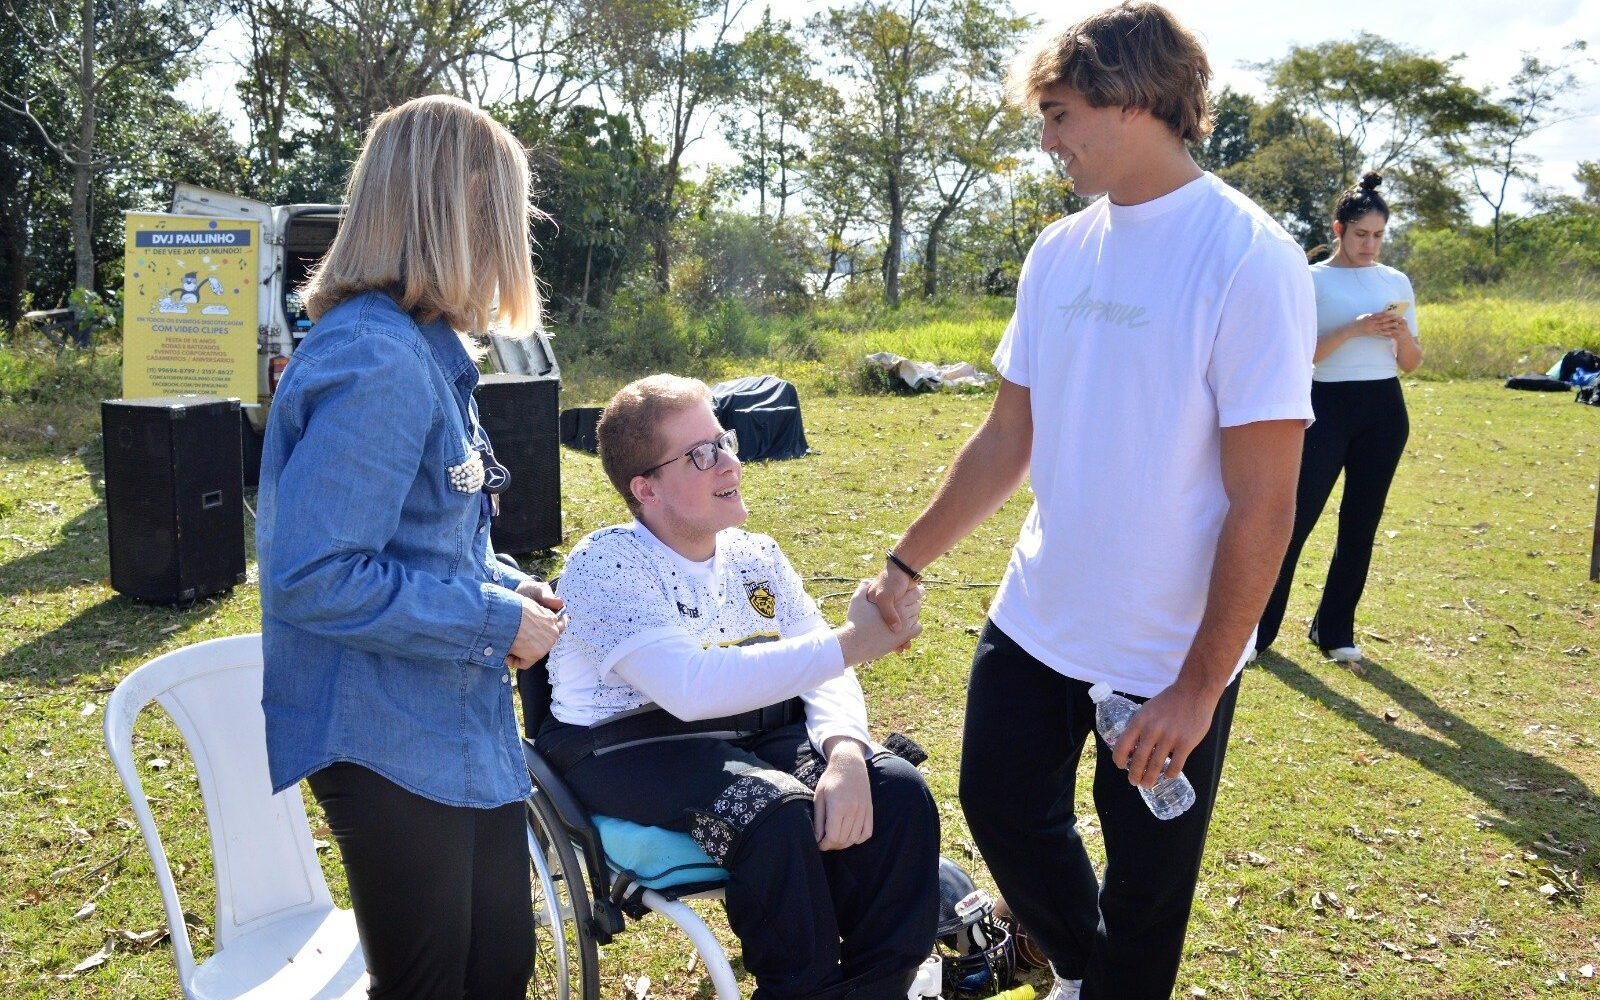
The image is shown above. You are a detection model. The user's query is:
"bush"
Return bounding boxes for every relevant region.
[1397,227,1499,294]
[674,212,814,314]
[694,297,753,358]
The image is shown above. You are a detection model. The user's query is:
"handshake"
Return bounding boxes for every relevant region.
[836,567,925,668]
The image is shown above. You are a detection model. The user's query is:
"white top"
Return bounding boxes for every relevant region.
[549,521,870,752]
[989,172,1317,698]
[1310,262,1419,382]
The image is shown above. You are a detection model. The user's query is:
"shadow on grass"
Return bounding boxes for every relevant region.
[1,452,245,686]
[0,592,229,687]
[1261,652,1599,879]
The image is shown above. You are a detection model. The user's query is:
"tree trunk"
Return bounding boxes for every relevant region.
[883,176,902,307]
[653,234,671,293]
[921,202,956,300]
[71,0,97,298]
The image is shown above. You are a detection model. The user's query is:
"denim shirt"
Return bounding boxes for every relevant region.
[258,291,535,808]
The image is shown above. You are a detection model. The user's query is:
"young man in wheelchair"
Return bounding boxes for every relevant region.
[536,374,940,1000]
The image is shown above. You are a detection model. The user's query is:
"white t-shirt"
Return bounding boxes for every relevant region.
[549,521,870,752]
[1310,261,1419,382]
[989,172,1317,698]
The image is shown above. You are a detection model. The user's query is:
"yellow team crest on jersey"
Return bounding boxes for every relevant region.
[745,580,777,619]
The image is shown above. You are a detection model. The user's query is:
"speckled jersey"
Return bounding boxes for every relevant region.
[548,522,826,725]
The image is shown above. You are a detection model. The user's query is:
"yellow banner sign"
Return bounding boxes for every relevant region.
[121,213,259,400]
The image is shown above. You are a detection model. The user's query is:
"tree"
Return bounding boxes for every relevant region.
[722,7,823,220]
[581,0,748,290]
[812,0,945,307]
[1466,43,1591,255]
[1578,160,1600,206]
[1193,87,1260,172]
[795,118,875,297]
[915,0,1031,298]
[1213,99,1343,248]
[506,104,661,324]
[1255,33,1488,189]
[0,0,217,304]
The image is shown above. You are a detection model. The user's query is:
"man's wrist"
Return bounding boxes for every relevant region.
[885,550,922,583]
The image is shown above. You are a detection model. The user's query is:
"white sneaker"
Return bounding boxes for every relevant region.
[1309,626,1362,664]
[1041,977,1083,1000]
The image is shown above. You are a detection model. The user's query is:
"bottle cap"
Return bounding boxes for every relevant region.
[1088,683,1112,703]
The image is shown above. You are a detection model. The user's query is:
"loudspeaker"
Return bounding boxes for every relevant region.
[474,374,561,553]
[559,407,601,454]
[101,396,246,604]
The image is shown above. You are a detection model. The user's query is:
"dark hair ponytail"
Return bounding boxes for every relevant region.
[1333,171,1389,225]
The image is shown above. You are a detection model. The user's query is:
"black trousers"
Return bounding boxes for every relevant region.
[540,721,940,1000]
[1257,377,1410,652]
[307,763,533,1000]
[959,623,1239,1000]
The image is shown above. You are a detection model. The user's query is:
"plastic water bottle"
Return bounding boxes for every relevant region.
[1088,683,1196,820]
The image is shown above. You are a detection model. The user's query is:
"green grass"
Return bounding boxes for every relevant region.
[2,323,1598,997]
[1416,298,1600,381]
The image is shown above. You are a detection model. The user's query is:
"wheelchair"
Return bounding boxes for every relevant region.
[518,659,743,1000]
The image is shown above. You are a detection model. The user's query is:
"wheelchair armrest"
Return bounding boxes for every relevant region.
[522,738,615,900]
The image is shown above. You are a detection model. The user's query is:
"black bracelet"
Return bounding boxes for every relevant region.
[885,550,923,583]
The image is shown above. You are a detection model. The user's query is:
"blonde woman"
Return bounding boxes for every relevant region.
[257,95,564,998]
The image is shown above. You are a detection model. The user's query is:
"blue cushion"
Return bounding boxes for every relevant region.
[593,814,730,890]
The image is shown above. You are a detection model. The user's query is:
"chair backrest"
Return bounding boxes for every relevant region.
[517,653,554,739]
[104,633,334,985]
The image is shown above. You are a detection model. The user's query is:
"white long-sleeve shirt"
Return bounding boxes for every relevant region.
[548,521,871,752]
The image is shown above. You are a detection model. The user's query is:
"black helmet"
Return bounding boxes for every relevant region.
[935,857,1015,996]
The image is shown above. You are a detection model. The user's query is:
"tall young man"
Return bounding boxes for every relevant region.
[867,5,1317,998]
[539,375,939,1000]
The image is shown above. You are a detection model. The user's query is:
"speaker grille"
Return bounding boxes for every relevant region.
[102,397,245,603]
[475,375,561,553]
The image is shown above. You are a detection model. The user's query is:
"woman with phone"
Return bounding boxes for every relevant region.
[1255,172,1422,662]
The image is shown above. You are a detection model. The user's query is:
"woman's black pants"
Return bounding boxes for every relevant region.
[1257,377,1410,653]
[307,762,533,1000]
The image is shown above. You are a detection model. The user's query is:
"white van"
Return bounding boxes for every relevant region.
[162,183,559,438]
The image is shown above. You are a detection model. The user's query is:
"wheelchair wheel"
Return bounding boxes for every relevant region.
[527,788,601,1000]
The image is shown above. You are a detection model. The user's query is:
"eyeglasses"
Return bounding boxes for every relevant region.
[638,429,739,478]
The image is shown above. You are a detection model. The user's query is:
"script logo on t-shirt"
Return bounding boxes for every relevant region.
[1059,288,1150,330]
[745,580,777,619]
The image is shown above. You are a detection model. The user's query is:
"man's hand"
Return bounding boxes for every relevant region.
[838,580,923,666]
[813,737,873,851]
[866,561,919,633]
[1111,681,1221,788]
[516,578,565,614]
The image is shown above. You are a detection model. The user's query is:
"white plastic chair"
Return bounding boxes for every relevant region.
[104,633,367,999]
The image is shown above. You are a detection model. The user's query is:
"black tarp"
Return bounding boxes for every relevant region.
[559,406,602,452]
[712,375,810,461]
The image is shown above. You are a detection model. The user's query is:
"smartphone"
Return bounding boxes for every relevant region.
[1383,300,1411,316]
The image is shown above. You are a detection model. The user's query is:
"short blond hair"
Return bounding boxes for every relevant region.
[303,94,545,336]
[1008,2,1213,143]
[598,375,714,515]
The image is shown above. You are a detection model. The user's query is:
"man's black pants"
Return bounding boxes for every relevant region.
[1257,376,1410,652]
[959,623,1239,1000]
[307,762,533,1000]
[540,721,939,1000]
